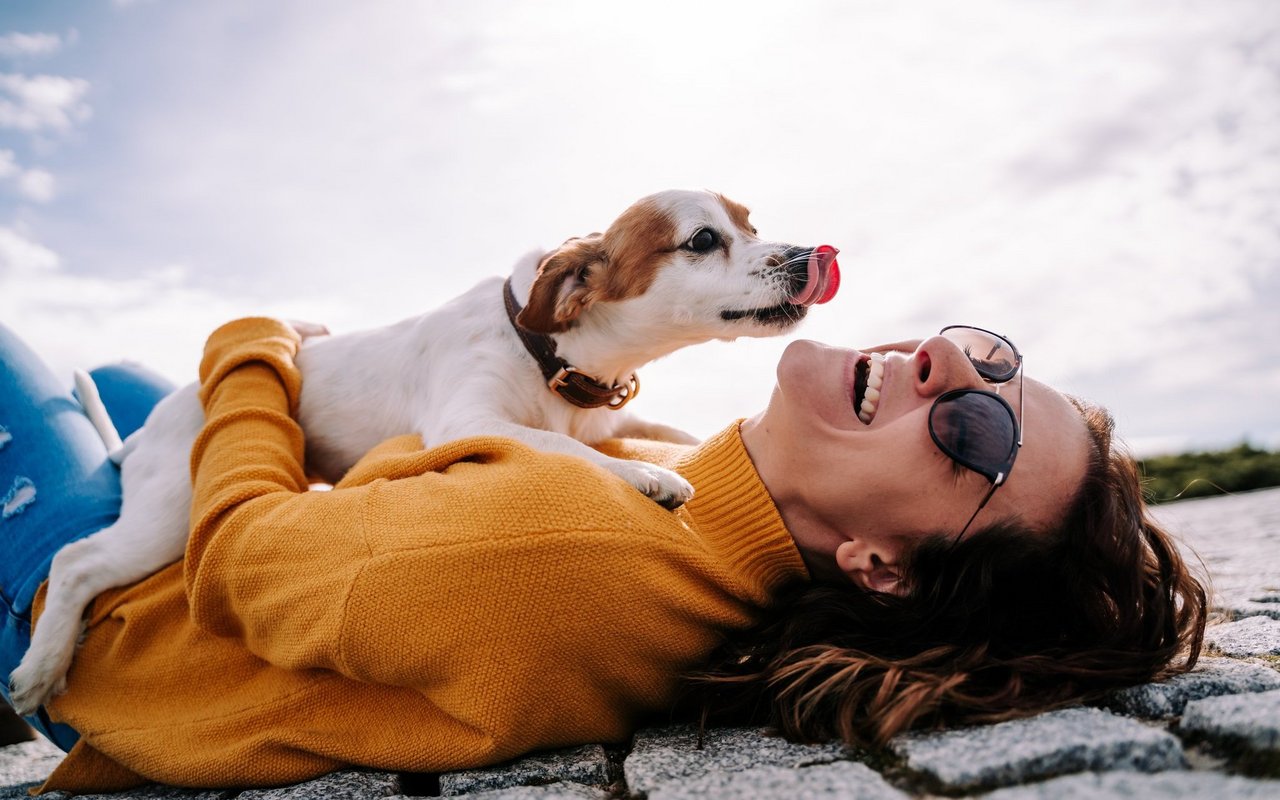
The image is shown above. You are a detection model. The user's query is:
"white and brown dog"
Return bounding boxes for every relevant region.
[9,189,839,714]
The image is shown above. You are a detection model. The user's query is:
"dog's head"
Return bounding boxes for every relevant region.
[517,190,838,340]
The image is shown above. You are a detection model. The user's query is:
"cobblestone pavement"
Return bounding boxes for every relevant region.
[4,488,1279,798]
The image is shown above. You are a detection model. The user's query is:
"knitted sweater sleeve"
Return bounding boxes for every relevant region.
[185,317,359,667]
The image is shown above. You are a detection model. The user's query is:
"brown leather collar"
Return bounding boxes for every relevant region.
[503,277,639,410]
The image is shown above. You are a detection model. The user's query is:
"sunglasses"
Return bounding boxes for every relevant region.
[928,325,1024,542]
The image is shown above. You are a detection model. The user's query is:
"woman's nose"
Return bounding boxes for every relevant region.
[912,335,987,397]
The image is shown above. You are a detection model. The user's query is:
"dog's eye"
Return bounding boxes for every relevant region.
[683,228,720,253]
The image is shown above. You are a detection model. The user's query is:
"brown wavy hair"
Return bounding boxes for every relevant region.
[685,398,1207,746]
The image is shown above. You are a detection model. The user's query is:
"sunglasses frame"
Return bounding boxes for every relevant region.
[930,326,1024,542]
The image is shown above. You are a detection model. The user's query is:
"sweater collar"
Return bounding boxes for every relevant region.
[674,423,810,600]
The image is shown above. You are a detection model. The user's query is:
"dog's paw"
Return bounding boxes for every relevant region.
[8,660,68,717]
[610,460,695,509]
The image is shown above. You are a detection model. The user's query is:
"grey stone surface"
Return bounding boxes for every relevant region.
[427,782,608,799]
[439,744,608,796]
[1230,602,1280,621]
[1206,615,1280,656]
[42,786,232,799]
[647,761,906,800]
[1181,688,1280,751]
[0,737,64,787]
[1105,657,1280,717]
[1155,488,1280,620]
[981,770,1280,799]
[890,707,1185,791]
[624,725,848,796]
[237,769,399,799]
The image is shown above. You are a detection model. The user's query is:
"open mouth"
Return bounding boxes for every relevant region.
[719,303,808,326]
[851,353,885,425]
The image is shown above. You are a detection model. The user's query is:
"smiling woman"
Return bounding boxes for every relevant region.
[689,334,1206,744]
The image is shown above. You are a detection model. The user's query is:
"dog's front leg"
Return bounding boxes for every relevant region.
[433,419,694,510]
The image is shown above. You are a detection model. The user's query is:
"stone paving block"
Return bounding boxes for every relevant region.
[1181,688,1280,751]
[0,738,64,787]
[647,760,907,800]
[438,744,608,796]
[1225,600,1280,621]
[624,725,848,796]
[1105,657,1280,717]
[890,707,1184,791]
[41,785,232,799]
[1217,581,1280,621]
[237,769,400,799]
[981,770,1280,799]
[1206,615,1280,657]
[431,782,608,799]
[1156,489,1280,622]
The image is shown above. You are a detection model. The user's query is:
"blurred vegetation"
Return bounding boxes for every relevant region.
[1138,443,1280,503]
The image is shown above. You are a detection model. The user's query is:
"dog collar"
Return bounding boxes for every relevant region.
[503,277,639,410]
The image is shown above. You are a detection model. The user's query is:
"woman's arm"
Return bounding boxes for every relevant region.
[184,318,363,668]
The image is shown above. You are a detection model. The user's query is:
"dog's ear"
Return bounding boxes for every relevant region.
[518,234,605,333]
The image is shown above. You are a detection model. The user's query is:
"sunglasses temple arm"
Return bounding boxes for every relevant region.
[953,481,1000,545]
[1017,356,1025,447]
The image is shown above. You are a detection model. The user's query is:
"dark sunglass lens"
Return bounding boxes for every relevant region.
[930,392,1018,479]
[943,327,1018,382]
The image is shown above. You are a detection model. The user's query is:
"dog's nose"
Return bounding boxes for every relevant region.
[783,245,840,306]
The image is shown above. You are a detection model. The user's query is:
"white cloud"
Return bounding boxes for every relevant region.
[0,72,91,133]
[0,148,57,202]
[0,32,63,59]
[16,167,55,202]
[0,225,59,274]
[0,226,350,386]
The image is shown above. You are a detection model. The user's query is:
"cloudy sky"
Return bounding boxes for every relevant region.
[1,0,1277,457]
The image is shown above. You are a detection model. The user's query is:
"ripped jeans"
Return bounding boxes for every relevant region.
[0,322,174,749]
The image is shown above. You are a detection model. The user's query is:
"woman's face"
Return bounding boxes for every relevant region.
[739,333,1090,592]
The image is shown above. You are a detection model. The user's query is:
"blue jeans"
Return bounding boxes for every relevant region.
[0,322,174,749]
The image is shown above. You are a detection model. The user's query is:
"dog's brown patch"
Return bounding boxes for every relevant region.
[517,197,679,332]
[596,199,678,301]
[716,194,756,237]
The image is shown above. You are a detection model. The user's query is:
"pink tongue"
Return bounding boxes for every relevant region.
[788,245,841,306]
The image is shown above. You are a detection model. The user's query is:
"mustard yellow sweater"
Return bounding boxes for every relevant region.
[35,318,808,792]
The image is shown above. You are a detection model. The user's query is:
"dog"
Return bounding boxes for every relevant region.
[8,189,840,715]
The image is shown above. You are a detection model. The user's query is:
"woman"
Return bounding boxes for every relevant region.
[0,318,1204,792]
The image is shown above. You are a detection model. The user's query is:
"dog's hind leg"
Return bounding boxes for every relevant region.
[8,387,200,715]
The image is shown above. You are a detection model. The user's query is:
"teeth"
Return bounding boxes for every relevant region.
[856,353,886,425]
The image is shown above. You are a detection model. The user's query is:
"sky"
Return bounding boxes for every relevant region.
[0,0,1277,457]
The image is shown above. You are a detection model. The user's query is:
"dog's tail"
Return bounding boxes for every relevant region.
[74,369,127,464]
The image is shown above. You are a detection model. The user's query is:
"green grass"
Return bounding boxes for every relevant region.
[1138,443,1280,504]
